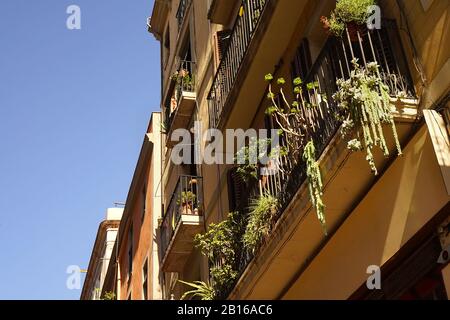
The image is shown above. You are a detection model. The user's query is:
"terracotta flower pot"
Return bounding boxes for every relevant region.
[346,22,367,42]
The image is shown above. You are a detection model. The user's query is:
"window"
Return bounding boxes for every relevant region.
[142,259,148,300]
[164,25,170,68]
[128,224,133,281]
[227,167,247,213]
[213,30,231,67]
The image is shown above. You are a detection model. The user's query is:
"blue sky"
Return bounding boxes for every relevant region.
[0,0,159,299]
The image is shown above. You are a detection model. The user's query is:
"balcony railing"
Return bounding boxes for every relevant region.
[223,19,415,297]
[208,0,269,129]
[164,60,196,142]
[176,0,191,30]
[160,175,204,271]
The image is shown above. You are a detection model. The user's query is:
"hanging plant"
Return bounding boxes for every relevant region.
[303,141,327,235]
[243,193,279,254]
[320,0,375,40]
[333,58,402,175]
[264,74,327,234]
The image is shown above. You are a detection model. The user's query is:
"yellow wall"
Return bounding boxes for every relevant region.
[283,126,449,299]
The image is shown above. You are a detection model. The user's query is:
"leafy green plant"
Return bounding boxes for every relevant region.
[321,0,376,37]
[179,280,215,300]
[264,74,328,233]
[243,194,279,253]
[333,58,402,175]
[102,291,116,300]
[234,137,272,184]
[172,69,195,91]
[191,212,245,299]
[177,191,196,205]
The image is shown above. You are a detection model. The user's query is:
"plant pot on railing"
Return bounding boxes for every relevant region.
[177,191,197,215]
[320,0,375,41]
[345,21,367,42]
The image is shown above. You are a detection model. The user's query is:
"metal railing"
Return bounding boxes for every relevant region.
[176,0,191,30]
[164,60,196,132]
[224,19,415,298]
[160,175,204,260]
[208,0,269,129]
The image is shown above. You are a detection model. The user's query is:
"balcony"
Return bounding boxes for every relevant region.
[164,60,196,147]
[208,0,270,129]
[160,175,204,272]
[224,20,417,298]
[208,0,236,25]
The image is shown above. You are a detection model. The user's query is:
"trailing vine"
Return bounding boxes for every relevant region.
[303,141,327,235]
[333,59,402,175]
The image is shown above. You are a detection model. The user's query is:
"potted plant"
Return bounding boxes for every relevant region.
[243,193,279,254]
[320,0,375,41]
[333,59,402,175]
[177,191,197,214]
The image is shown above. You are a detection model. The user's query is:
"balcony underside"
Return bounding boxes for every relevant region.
[214,0,309,130]
[167,92,196,148]
[227,104,450,299]
[208,0,236,24]
[161,214,204,273]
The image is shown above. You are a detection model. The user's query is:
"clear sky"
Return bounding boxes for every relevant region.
[0,0,159,299]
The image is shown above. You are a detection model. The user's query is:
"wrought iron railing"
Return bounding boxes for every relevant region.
[164,60,196,132]
[208,0,269,129]
[224,19,415,298]
[176,0,191,30]
[160,175,204,260]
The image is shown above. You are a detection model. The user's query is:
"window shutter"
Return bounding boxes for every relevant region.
[213,30,232,67]
[227,167,246,213]
[291,38,312,81]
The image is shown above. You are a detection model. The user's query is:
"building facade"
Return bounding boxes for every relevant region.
[101,112,163,300]
[145,0,450,300]
[90,0,450,300]
[81,208,123,300]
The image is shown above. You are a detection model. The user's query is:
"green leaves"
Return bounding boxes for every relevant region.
[264,73,274,82]
[265,106,277,116]
[277,77,286,85]
[334,59,402,175]
[322,0,376,37]
[243,194,279,254]
[306,81,319,90]
[179,280,215,301]
[192,212,245,299]
[293,77,302,86]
